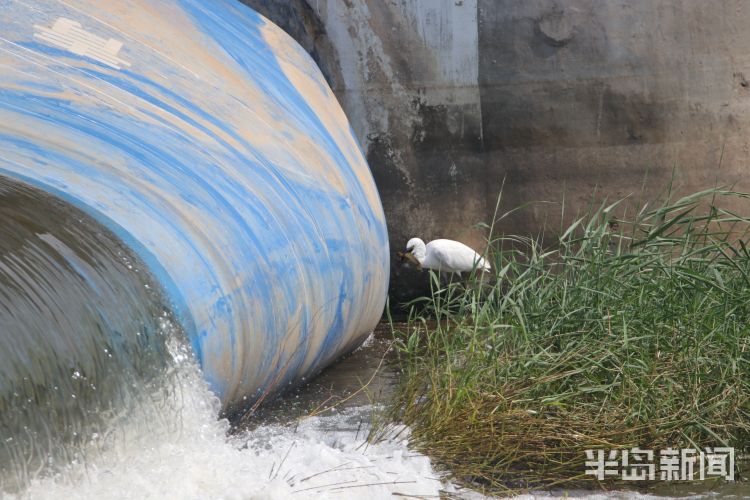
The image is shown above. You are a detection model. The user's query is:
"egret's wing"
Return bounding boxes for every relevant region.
[431,239,487,272]
[429,244,451,272]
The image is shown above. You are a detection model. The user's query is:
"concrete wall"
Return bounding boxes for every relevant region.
[242,0,750,302]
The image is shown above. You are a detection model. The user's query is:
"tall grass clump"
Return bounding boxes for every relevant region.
[386,188,750,493]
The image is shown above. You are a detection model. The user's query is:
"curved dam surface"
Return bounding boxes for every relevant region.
[0,0,388,414]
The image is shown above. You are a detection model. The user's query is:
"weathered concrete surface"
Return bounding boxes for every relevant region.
[242,0,750,303]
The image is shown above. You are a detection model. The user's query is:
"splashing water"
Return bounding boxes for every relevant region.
[14,348,450,499]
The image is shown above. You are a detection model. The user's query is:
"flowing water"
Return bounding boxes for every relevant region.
[0,175,179,492]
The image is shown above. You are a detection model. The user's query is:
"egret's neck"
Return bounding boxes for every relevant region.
[412,243,426,264]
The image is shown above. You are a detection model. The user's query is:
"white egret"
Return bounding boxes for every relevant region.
[401,238,491,275]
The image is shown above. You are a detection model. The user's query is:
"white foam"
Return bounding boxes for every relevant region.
[12,353,451,500]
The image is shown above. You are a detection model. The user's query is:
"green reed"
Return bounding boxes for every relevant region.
[384,187,750,494]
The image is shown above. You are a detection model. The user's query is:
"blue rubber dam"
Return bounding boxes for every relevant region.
[0,0,389,413]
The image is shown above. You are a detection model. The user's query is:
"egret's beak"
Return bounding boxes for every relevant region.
[396,250,421,269]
